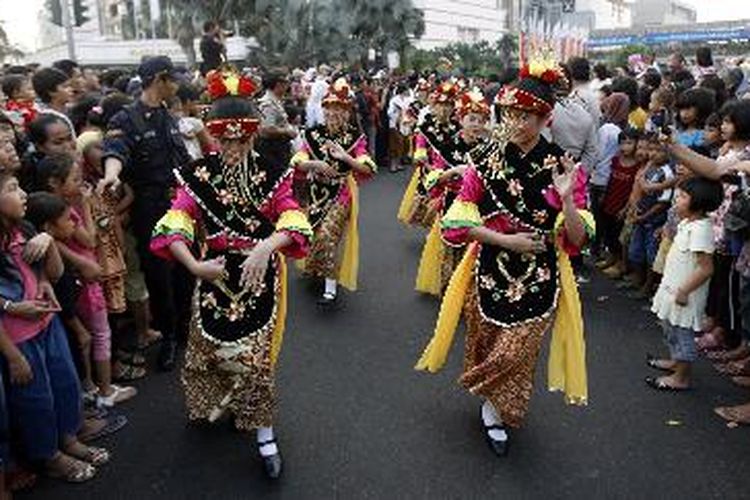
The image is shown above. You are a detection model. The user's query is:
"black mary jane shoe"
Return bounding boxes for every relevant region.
[317,291,338,307]
[258,440,283,479]
[481,411,510,457]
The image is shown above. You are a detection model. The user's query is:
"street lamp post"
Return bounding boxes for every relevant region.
[59,0,77,60]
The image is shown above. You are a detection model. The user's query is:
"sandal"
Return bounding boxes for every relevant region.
[645,376,690,392]
[137,329,163,350]
[7,468,37,492]
[714,404,750,425]
[46,453,97,483]
[116,350,146,366]
[65,443,111,466]
[714,359,750,376]
[113,362,147,382]
[646,354,675,372]
[79,414,128,443]
[696,331,724,352]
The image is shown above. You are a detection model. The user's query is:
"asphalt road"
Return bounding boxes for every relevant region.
[27,172,750,500]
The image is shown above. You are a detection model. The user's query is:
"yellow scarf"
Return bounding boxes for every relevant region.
[398,167,420,223]
[415,211,591,405]
[270,255,287,367]
[338,173,360,291]
[414,218,445,296]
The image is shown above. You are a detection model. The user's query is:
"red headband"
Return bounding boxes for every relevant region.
[495,85,553,116]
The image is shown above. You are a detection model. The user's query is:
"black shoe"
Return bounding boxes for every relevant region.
[481,410,510,457]
[317,291,337,307]
[258,439,283,479]
[157,341,177,372]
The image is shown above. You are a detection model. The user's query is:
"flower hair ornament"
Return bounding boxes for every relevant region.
[456,88,490,118]
[322,78,353,108]
[205,66,260,101]
[431,79,460,105]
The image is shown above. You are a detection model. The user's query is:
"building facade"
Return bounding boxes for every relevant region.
[631,0,697,28]
[412,0,514,49]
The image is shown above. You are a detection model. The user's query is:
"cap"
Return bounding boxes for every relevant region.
[137,56,179,84]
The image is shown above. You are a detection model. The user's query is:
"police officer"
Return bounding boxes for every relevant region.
[99,56,192,371]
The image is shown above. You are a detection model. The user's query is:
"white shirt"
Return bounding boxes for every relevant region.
[306,77,329,127]
[652,218,715,331]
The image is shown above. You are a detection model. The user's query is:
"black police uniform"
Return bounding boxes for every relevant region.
[103,99,193,352]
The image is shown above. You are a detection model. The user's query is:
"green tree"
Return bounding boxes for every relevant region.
[46,0,90,27]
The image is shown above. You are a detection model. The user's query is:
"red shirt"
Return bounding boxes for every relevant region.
[602,156,642,216]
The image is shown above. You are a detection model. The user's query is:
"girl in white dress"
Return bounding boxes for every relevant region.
[646,177,724,391]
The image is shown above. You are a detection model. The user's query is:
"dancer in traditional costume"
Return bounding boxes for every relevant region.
[415,89,490,296]
[292,78,377,305]
[397,80,461,229]
[415,60,594,456]
[150,69,312,479]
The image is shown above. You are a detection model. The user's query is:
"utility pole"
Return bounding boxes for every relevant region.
[60,0,77,60]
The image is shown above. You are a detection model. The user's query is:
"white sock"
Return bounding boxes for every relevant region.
[481,401,507,442]
[256,426,278,456]
[324,278,337,296]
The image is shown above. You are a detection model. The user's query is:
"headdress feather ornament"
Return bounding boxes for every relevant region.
[495,48,567,116]
[204,66,261,140]
[206,66,260,101]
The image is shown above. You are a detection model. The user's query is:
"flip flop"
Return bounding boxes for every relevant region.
[46,454,97,483]
[714,406,750,425]
[79,414,128,443]
[646,354,675,373]
[645,376,691,392]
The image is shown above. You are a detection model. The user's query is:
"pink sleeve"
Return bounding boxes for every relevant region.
[261,174,311,259]
[352,136,376,182]
[150,187,201,261]
[442,167,485,246]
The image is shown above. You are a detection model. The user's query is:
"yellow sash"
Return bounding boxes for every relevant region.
[414,218,445,296]
[397,167,420,223]
[270,255,287,367]
[338,174,359,291]
[415,242,478,372]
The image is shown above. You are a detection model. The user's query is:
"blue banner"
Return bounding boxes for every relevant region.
[590,26,750,48]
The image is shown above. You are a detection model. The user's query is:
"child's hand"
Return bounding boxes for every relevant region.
[8,352,33,386]
[23,232,53,263]
[36,281,61,312]
[675,288,689,306]
[81,182,94,202]
[7,300,59,320]
[193,257,225,282]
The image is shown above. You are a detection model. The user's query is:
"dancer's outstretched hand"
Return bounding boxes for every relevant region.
[550,153,577,200]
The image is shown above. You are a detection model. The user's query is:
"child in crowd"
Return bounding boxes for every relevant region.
[675,87,715,148]
[600,127,643,278]
[703,112,724,159]
[35,153,136,407]
[700,101,750,352]
[171,83,212,161]
[0,171,108,483]
[645,87,675,135]
[647,177,723,390]
[626,135,674,298]
[0,124,20,174]
[1,75,37,130]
